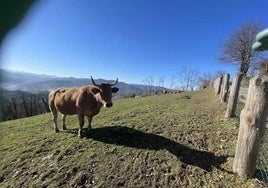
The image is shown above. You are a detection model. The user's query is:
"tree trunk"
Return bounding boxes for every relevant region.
[225,73,243,117]
[20,92,30,117]
[221,74,230,103]
[233,75,268,177]
[11,97,18,119]
[42,97,50,112]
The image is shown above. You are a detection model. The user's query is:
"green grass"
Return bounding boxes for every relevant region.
[0,89,266,187]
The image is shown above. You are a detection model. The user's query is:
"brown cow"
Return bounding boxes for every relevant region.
[162,90,168,94]
[199,85,207,90]
[48,77,119,137]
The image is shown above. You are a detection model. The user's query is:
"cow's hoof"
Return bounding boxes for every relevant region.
[63,127,67,130]
[54,128,59,133]
[78,133,83,138]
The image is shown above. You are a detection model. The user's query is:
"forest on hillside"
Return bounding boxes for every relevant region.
[0,90,49,122]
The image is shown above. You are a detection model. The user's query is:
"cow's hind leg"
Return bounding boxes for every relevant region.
[51,110,59,133]
[62,114,67,130]
[87,116,92,133]
[77,113,85,138]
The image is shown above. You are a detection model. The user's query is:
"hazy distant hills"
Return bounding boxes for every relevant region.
[0,69,165,96]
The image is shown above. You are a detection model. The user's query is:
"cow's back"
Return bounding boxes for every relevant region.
[53,87,81,115]
[50,86,98,115]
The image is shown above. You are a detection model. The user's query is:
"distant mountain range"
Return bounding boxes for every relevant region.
[0,69,166,96]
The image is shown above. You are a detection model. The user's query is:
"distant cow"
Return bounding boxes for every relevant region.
[172,90,182,94]
[200,85,207,90]
[48,77,119,137]
[162,90,168,94]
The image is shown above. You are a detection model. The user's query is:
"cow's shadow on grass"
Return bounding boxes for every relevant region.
[70,125,230,172]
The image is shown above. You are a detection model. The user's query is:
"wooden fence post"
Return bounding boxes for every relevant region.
[225,73,243,118]
[221,73,230,103]
[214,76,223,95]
[214,77,218,94]
[233,75,268,177]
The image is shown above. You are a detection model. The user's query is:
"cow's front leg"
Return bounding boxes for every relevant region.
[87,116,92,133]
[77,114,85,138]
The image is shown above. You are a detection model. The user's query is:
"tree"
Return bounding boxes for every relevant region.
[158,75,165,91]
[20,91,30,117]
[219,22,263,75]
[177,66,199,91]
[218,22,263,117]
[169,74,176,90]
[40,92,50,112]
[143,76,154,96]
[253,58,268,75]
[199,72,214,88]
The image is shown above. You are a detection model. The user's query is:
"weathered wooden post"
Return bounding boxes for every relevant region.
[233,75,268,177]
[219,76,224,99]
[221,73,230,103]
[214,75,223,95]
[214,77,218,94]
[225,73,243,117]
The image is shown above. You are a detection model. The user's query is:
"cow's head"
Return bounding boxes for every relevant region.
[91,76,119,107]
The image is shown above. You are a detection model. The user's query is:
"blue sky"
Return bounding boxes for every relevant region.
[1,0,267,86]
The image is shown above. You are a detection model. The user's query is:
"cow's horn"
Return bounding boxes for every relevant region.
[91,76,100,87]
[111,78,118,86]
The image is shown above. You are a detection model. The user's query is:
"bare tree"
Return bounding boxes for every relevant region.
[158,75,165,91]
[143,79,149,96]
[219,22,263,74]
[218,22,263,117]
[169,74,176,90]
[143,76,154,96]
[146,76,154,96]
[40,91,50,112]
[214,71,226,79]
[0,90,50,122]
[20,91,30,117]
[253,58,268,75]
[199,72,213,88]
[10,97,18,119]
[5,99,16,120]
[177,66,199,91]
[189,69,200,91]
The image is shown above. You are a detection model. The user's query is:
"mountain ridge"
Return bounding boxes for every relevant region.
[1,69,167,95]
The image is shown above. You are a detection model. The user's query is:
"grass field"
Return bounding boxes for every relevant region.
[0,88,267,187]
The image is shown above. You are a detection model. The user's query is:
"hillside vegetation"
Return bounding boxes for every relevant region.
[0,89,266,187]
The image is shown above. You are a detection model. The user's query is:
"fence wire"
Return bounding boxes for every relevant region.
[256,138,268,184]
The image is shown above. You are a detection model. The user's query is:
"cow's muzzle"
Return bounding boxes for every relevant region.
[105,102,113,108]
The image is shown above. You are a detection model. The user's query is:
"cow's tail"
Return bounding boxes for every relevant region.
[48,89,60,132]
[48,89,58,113]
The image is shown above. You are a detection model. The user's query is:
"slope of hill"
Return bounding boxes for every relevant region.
[0,89,266,187]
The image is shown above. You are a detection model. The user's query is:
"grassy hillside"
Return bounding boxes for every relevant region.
[0,89,266,187]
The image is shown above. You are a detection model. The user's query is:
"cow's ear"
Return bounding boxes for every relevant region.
[92,87,100,94]
[112,87,119,93]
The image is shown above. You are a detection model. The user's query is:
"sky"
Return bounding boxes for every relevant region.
[1,0,268,87]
